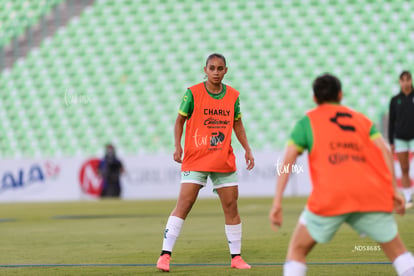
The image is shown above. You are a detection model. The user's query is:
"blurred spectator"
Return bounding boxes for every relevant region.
[388,71,414,208]
[98,144,124,198]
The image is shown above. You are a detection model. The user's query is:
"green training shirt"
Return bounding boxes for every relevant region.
[288,111,381,153]
[178,82,241,120]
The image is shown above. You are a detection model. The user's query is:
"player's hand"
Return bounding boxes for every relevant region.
[269,204,283,232]
[393,193,406,216]
[390,144,395,154]
[173,146,183,163]
[245,150,255,170]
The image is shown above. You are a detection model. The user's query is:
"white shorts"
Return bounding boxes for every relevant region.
[181,171,238,192]
[395,138,414,153]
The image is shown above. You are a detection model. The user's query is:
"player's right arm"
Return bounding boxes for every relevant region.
[173,89,193,163]
[173,114,186,163]
[269,116,311,230]
[269,144,300,231]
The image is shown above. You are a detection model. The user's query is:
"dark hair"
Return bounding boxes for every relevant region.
[399,70,412,80]
[205,53,226,66]
[312,73,342,104]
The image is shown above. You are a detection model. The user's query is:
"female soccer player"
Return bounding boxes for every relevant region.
[269,74,414,276]
[156,53,255,272]
[389,71,414,208]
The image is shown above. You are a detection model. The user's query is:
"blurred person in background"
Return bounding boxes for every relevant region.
[98,143,124,198]
[388,70,414,208]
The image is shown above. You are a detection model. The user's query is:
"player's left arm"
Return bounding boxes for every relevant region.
[233,118,254,170]
[371,134,405,215]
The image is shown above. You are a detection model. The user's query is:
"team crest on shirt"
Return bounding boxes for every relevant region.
[329,112,356,132]
[210,132,225,146]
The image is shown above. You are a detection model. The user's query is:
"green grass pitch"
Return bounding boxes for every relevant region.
[0,197,412,275]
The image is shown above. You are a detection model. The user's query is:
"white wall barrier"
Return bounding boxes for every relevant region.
[0,151,412,202]
[120,151,312,200]
[0,158,82,202]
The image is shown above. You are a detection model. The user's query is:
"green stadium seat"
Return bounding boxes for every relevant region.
[0,0,413,158]
[0,0,64,47]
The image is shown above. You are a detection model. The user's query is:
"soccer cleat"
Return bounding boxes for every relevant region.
[231,256,251,269]
[157,254,171,272]
[406,199,413,210]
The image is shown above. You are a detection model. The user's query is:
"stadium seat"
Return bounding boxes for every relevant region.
[0,0,64,47]
[0,0,413,158]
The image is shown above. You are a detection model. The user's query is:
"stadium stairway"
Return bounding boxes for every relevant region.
[1,0,94,71]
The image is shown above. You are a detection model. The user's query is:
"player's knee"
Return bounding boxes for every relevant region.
[182,197,197,210]
[222,199,238,212]
[287,244,308,262]
[293,241,310,252]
